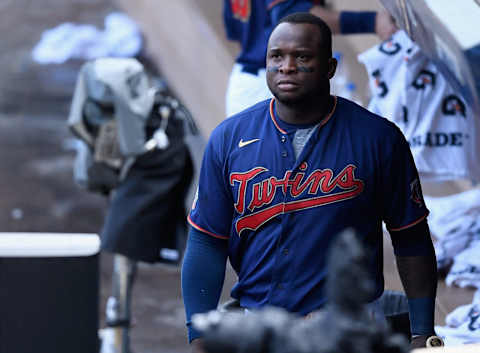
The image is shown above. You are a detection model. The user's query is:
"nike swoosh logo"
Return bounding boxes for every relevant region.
[238,138,260,148]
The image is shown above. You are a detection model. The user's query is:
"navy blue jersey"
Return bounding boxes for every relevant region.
[223,0,314,70]
[189,96,428,315]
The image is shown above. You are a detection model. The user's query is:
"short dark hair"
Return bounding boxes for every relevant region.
[274,12,333,58]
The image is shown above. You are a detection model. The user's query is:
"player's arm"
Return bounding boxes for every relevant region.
[268,0,397,40]
[309,7,397,40]
[382,127,439,348]
[389,219,438,349]
[181,226,229,344]
[182,123,233,347]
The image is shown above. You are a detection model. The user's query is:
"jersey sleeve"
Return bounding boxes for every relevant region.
[223,0,240,41]
[188,127,234,239]
[266,0,313,24]
[382,128,429,231]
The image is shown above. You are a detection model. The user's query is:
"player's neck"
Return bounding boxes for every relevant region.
[276,95,334,125]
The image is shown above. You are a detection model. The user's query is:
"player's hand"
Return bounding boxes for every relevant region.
[190,338,207,353]
[375,9,398,40]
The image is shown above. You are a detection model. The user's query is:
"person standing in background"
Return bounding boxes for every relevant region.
[223,0,397,117]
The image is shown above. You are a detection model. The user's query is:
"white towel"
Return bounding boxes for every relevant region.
[358,30,480,182]
[32,12,142,64]
[446,239,480,289]
[424,189,480,273]
[435,289,480,345]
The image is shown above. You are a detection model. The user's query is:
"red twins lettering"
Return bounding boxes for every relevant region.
[230,165,364,236]
[230,167,266,214]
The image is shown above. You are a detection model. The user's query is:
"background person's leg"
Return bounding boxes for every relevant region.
[101,254,138,353]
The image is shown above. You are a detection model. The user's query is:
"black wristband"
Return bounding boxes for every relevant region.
[339,11,376,34]
[408,297,436,336]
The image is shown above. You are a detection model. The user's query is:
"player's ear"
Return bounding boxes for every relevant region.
[327,57,337,79]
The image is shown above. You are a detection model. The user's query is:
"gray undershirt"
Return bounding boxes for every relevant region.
[292,124,319,159]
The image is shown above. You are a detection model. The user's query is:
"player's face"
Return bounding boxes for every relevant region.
[266,23,336,106]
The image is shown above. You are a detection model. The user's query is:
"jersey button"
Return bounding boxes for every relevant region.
[283,248,289,255]
[277,283,284,290]
[281,135,286,143]
[281,151,287,157]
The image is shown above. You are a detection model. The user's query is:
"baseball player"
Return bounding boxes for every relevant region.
[224,0,397,116]
[183,13,442,351]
